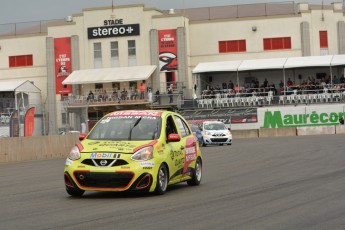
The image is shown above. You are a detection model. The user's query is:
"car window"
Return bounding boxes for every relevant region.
[88,116,161,141]
[174,115,191,137]
[166,115,178,139]
[189,124,198,132]
[204,123,227,130]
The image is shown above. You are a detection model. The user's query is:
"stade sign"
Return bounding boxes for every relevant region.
[87,24,140,39]
[261,110,345,128]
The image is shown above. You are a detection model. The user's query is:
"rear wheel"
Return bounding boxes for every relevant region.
[187,157,202,186]
[155,164,168,195]
[66,186,85,197]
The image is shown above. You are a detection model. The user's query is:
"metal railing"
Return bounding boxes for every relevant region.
[0,19,64,37]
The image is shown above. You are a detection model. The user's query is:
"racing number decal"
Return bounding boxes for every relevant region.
[183,137,197,173]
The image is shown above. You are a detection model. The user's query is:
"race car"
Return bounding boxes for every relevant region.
[64,110,202,196]
[189,123,203,145]
[201,120,232,146]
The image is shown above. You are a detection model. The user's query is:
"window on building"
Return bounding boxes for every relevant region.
[219,40,246,53]
[110,41,119,67]
[93,42,102,68]
[95,83,103,89]
[112,82,120,91]
[128,40,137,66]
[263,37,291,50]
[319,31,328,48]
[9,55,33,67]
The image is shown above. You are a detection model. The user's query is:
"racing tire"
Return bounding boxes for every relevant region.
[219,143,223,146]
[187,157,202,186]
[66,186,85,197]
[227,143,232,145]
[155,163,168,195]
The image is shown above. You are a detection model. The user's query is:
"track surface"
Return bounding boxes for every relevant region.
[1,135,345,230]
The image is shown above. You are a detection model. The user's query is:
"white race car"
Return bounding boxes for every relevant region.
[201,121,232,146]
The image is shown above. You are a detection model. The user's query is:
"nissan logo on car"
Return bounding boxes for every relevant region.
[100,160,107,166]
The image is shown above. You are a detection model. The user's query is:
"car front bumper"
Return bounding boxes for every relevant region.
[203,135,232,145]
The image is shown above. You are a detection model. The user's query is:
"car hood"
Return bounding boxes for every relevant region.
[79,139,156,154]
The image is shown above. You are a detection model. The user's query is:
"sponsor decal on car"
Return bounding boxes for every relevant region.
[140,162,155,167]
[184,137,197,173]
[109,111,162,117]
[90,153,121,158]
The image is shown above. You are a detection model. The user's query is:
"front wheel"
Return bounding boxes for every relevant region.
[155,164,168,195]
[187,157,202,186]
[66,186,85,197]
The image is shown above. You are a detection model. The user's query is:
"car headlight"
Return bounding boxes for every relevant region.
[204,131,211,135]
[131,146,153,161]
[68,146,81,161]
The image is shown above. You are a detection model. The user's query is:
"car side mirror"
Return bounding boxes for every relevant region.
[167,133,180,142]
[79,133,87,141]
[228,128,231,131]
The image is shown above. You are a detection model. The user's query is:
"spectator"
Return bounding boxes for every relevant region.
[87,91,94,101]
[139,82,145,99]
[154,89,160,104]
[168,87,173,103]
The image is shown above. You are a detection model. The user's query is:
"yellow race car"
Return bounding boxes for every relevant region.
[64,110,202,196]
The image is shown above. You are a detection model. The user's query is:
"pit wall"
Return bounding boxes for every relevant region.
[0,134,79,163]
[1,121,345,163]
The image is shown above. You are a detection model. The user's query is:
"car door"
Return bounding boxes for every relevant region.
[173,115,197,180]
[164,114,184,183]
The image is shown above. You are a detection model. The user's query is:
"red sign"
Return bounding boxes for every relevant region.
[24,107,35,137]
[54,37,72,94]
[158,29,178,72]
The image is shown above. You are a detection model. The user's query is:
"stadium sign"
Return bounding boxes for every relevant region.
[262,110,345,128]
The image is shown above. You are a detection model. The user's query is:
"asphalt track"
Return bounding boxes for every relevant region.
[1,135,345,230]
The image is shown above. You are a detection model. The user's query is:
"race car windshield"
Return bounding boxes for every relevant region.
[204,123,227,130]
[87,116,162,141]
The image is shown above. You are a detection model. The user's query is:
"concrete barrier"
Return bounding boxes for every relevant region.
[259,128,296,138]
[297,126,335,136]
[232,129,258,139]
[0,134,79,163]
[335,125,345,134]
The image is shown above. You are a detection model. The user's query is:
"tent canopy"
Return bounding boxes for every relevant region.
[237,57,287,71]
[283,55,333,69]
[0,80,41,93]
[62,65,157,85]
[192,60,242,73]
[330,54,345,66]
[192,55,345,73]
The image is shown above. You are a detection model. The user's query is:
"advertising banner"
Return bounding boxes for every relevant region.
[24,107,35,137]
[158,29,178,72]
[54,37,72,94]
[179,108,258,126]
[9,110,19,137]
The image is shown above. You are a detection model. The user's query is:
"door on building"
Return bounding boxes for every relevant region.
[166,72,176,92]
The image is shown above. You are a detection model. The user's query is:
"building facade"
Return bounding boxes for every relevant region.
[0,2,344,135]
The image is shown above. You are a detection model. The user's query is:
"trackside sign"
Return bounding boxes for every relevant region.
[261,110,345,128]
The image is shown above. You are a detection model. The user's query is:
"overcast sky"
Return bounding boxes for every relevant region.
[0,0,337,24]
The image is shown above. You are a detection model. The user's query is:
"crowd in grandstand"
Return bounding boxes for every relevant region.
[201,75,345,99]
